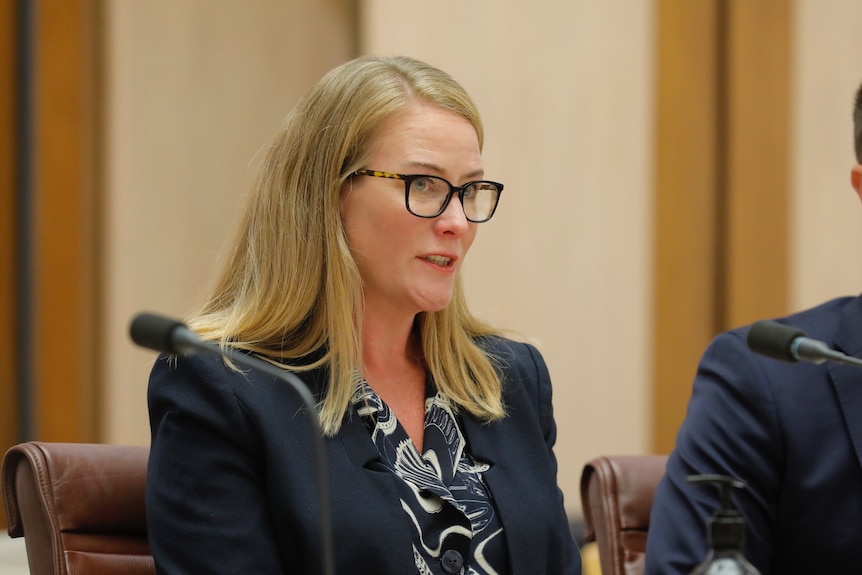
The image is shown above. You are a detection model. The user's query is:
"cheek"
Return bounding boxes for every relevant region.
[342,198,408,264]
[340,188,376,249]
[463,226,478,255]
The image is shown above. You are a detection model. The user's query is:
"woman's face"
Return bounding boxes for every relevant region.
[341,102,482,320]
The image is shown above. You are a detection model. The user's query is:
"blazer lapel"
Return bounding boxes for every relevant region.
[337,411,385,469]
[461,413,538,575]
[460,414,498,467]
[829,295,862,471]
[301,365,383,470]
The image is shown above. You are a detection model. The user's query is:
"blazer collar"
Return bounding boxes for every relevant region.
[828,294,862,470]
[300,364,381,469]
[460,411,498,466]
[337,411,382,468]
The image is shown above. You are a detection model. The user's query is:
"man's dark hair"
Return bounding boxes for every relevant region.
[855,80,862,163]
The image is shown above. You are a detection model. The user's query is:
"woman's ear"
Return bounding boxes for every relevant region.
[853,164,862,202]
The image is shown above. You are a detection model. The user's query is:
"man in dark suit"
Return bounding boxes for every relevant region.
[644,81,862,574]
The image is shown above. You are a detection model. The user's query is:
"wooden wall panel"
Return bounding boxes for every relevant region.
[652,0,720,455]
[652,0,791,453]
[32,0,99,442]
[724,0,790,328]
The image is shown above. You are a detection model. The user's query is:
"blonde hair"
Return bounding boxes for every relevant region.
[189,55,505,435]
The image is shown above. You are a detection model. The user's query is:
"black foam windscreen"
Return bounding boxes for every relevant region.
[746,320,806,362]
[129,312,187,355]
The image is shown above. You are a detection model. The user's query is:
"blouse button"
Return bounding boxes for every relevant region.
[441,549,464,574]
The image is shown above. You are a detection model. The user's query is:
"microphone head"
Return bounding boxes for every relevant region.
[746,320,806,362]
[129,312,196,355]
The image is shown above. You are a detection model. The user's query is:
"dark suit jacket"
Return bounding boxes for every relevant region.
[146,336,581,574]
[645,295,862,574]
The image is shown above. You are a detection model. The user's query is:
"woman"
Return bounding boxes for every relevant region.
[146,55,580,575]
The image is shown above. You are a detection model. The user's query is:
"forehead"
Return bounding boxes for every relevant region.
[366,103,481,168]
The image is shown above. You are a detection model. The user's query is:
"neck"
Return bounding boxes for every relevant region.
[361,313,420,373]
[359,308,428,452]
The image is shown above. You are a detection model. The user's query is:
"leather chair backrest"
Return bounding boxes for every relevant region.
[2,441,154,575]
[580,454,668,575]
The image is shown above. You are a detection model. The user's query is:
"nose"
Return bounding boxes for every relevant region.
[434,191,471,235]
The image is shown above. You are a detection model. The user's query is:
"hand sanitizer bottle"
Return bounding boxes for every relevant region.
[687,474,761,575]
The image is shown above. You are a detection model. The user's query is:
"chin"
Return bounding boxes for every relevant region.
[416,295,454,314]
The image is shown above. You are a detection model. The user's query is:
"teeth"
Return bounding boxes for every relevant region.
[424,255,451,266]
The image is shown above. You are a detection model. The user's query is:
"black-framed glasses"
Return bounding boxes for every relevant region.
[352,169,503,223]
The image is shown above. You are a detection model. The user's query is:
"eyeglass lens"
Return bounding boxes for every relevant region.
[408,176,499,221]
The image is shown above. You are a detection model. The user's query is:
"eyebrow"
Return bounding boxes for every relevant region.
[404,161,485,180]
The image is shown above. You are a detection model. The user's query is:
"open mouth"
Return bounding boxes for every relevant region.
[423,255,452,267]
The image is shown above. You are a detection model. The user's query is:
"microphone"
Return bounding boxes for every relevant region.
[746,320,862,369]
[129,313,200,356]
[129,312,335,575]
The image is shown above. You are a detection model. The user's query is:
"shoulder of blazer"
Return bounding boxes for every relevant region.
[474,335,548,409]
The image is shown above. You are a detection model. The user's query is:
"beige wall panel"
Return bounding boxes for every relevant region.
[791,0,862,309]
[102,1,354,444]
[361,1,655,514]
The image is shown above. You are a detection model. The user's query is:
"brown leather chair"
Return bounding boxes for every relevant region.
[1,441,154,575]
[580,454,668,575]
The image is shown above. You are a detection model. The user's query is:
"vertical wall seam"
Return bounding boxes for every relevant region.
[14,0,36,441]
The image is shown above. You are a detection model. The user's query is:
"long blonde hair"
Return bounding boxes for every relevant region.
[189,55,505,435]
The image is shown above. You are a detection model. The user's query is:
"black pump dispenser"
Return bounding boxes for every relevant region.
[687,474,761,575]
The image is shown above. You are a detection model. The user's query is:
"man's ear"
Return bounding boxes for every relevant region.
[853,164,862,202]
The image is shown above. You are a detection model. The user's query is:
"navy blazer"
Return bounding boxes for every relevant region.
[645,296,862,574]
[146,336,581,574]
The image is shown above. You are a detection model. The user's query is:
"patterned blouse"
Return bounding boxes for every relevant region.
[350,377,511,575]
